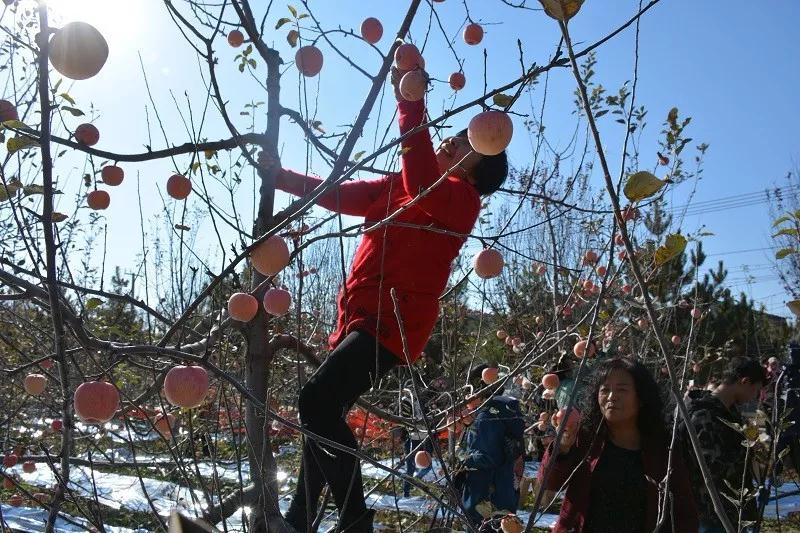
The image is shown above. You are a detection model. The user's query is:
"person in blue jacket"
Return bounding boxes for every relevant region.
[457,364,526,530]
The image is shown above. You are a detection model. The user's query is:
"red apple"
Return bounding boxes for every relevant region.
[473,248,504,279]
[74,381,120,424]
[163,365,209,409]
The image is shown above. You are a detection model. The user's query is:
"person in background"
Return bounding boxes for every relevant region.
[400,386,433,497]
[680,356,766,533]
[760,356,781,405]
[539,358,698,533]
[457,364,525,531]
[778,342,800,476]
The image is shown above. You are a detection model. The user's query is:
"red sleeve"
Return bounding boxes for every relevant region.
[276,169,386,217]
[397,100,480,234]
[539,440,583,491]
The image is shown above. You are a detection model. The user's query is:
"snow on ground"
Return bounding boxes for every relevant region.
[0,504,148,533]
[3,453,798,531]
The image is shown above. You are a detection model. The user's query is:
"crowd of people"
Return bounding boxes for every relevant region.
[256,65,797,532]
[405,354,793,533]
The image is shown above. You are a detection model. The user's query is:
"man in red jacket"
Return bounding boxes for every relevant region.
[259,68,509,532]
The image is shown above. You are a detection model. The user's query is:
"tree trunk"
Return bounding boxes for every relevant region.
[244,41,285,532]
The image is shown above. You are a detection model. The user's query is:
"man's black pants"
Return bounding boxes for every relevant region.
[286,330,398,531]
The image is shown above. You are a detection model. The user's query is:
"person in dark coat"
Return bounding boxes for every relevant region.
[458,365,526,530]
[539,358,698,533]
[679,356,765,533]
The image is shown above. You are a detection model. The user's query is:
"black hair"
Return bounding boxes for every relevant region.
[582,358,666,439]
[457,129,508,196]
[721,356,766,385]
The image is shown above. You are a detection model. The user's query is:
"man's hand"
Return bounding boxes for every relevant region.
[390,66,406,102]
[391,66,428,103]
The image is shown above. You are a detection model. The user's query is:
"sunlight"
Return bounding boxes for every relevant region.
[42,0,143,45]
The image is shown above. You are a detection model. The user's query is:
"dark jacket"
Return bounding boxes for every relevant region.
[460,395,525,523]
[679,389,753,528]
[539,427,698,533]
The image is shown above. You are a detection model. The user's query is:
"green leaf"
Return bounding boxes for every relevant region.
[61,106,84,117]
[717,417,743,434]
[59,92,76,105]
[0,180,21,201]
[287,29,299,48]
[773,214,792,227]
[624,171,666,202]
[353,150,365,161]
[475,500,495,519]
[86,297,103,310]
[23,184,46,195]
[654,233,687,266]
[775,247,798,260]
[667,107,678,123]
[287,4,298,17]
[794,209,800,220]
[191,161,201,174]
[7,136,39,153]
[275,17,292,29]
[492,93,513,107]
[1,119,28,130]
[772,227,800,238]
[297,13,309,20]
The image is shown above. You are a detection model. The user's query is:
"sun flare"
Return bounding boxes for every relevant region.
[43,0,142,45]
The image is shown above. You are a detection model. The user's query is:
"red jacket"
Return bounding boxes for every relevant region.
[539,428,698,533]
[275,99,480,362]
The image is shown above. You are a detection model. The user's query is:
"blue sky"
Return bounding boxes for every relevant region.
[33,0,800,318]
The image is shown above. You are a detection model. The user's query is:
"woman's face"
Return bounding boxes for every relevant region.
[767,358,779,373]
[435,135,482,183]
[598,368,640,428]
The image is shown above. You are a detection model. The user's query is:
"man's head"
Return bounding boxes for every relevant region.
[720,356,766,404]
[435,129,508,195]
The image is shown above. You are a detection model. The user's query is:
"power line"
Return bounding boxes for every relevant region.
[705,246,780,257]
[667,185,799,217]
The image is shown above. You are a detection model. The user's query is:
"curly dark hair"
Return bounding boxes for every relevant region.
[580,358,667,440]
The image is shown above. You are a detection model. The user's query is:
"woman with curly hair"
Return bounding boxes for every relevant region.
[538,358,698,532]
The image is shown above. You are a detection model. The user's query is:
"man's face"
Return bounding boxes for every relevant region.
[435,135,482,182]
[737,378,762,404]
